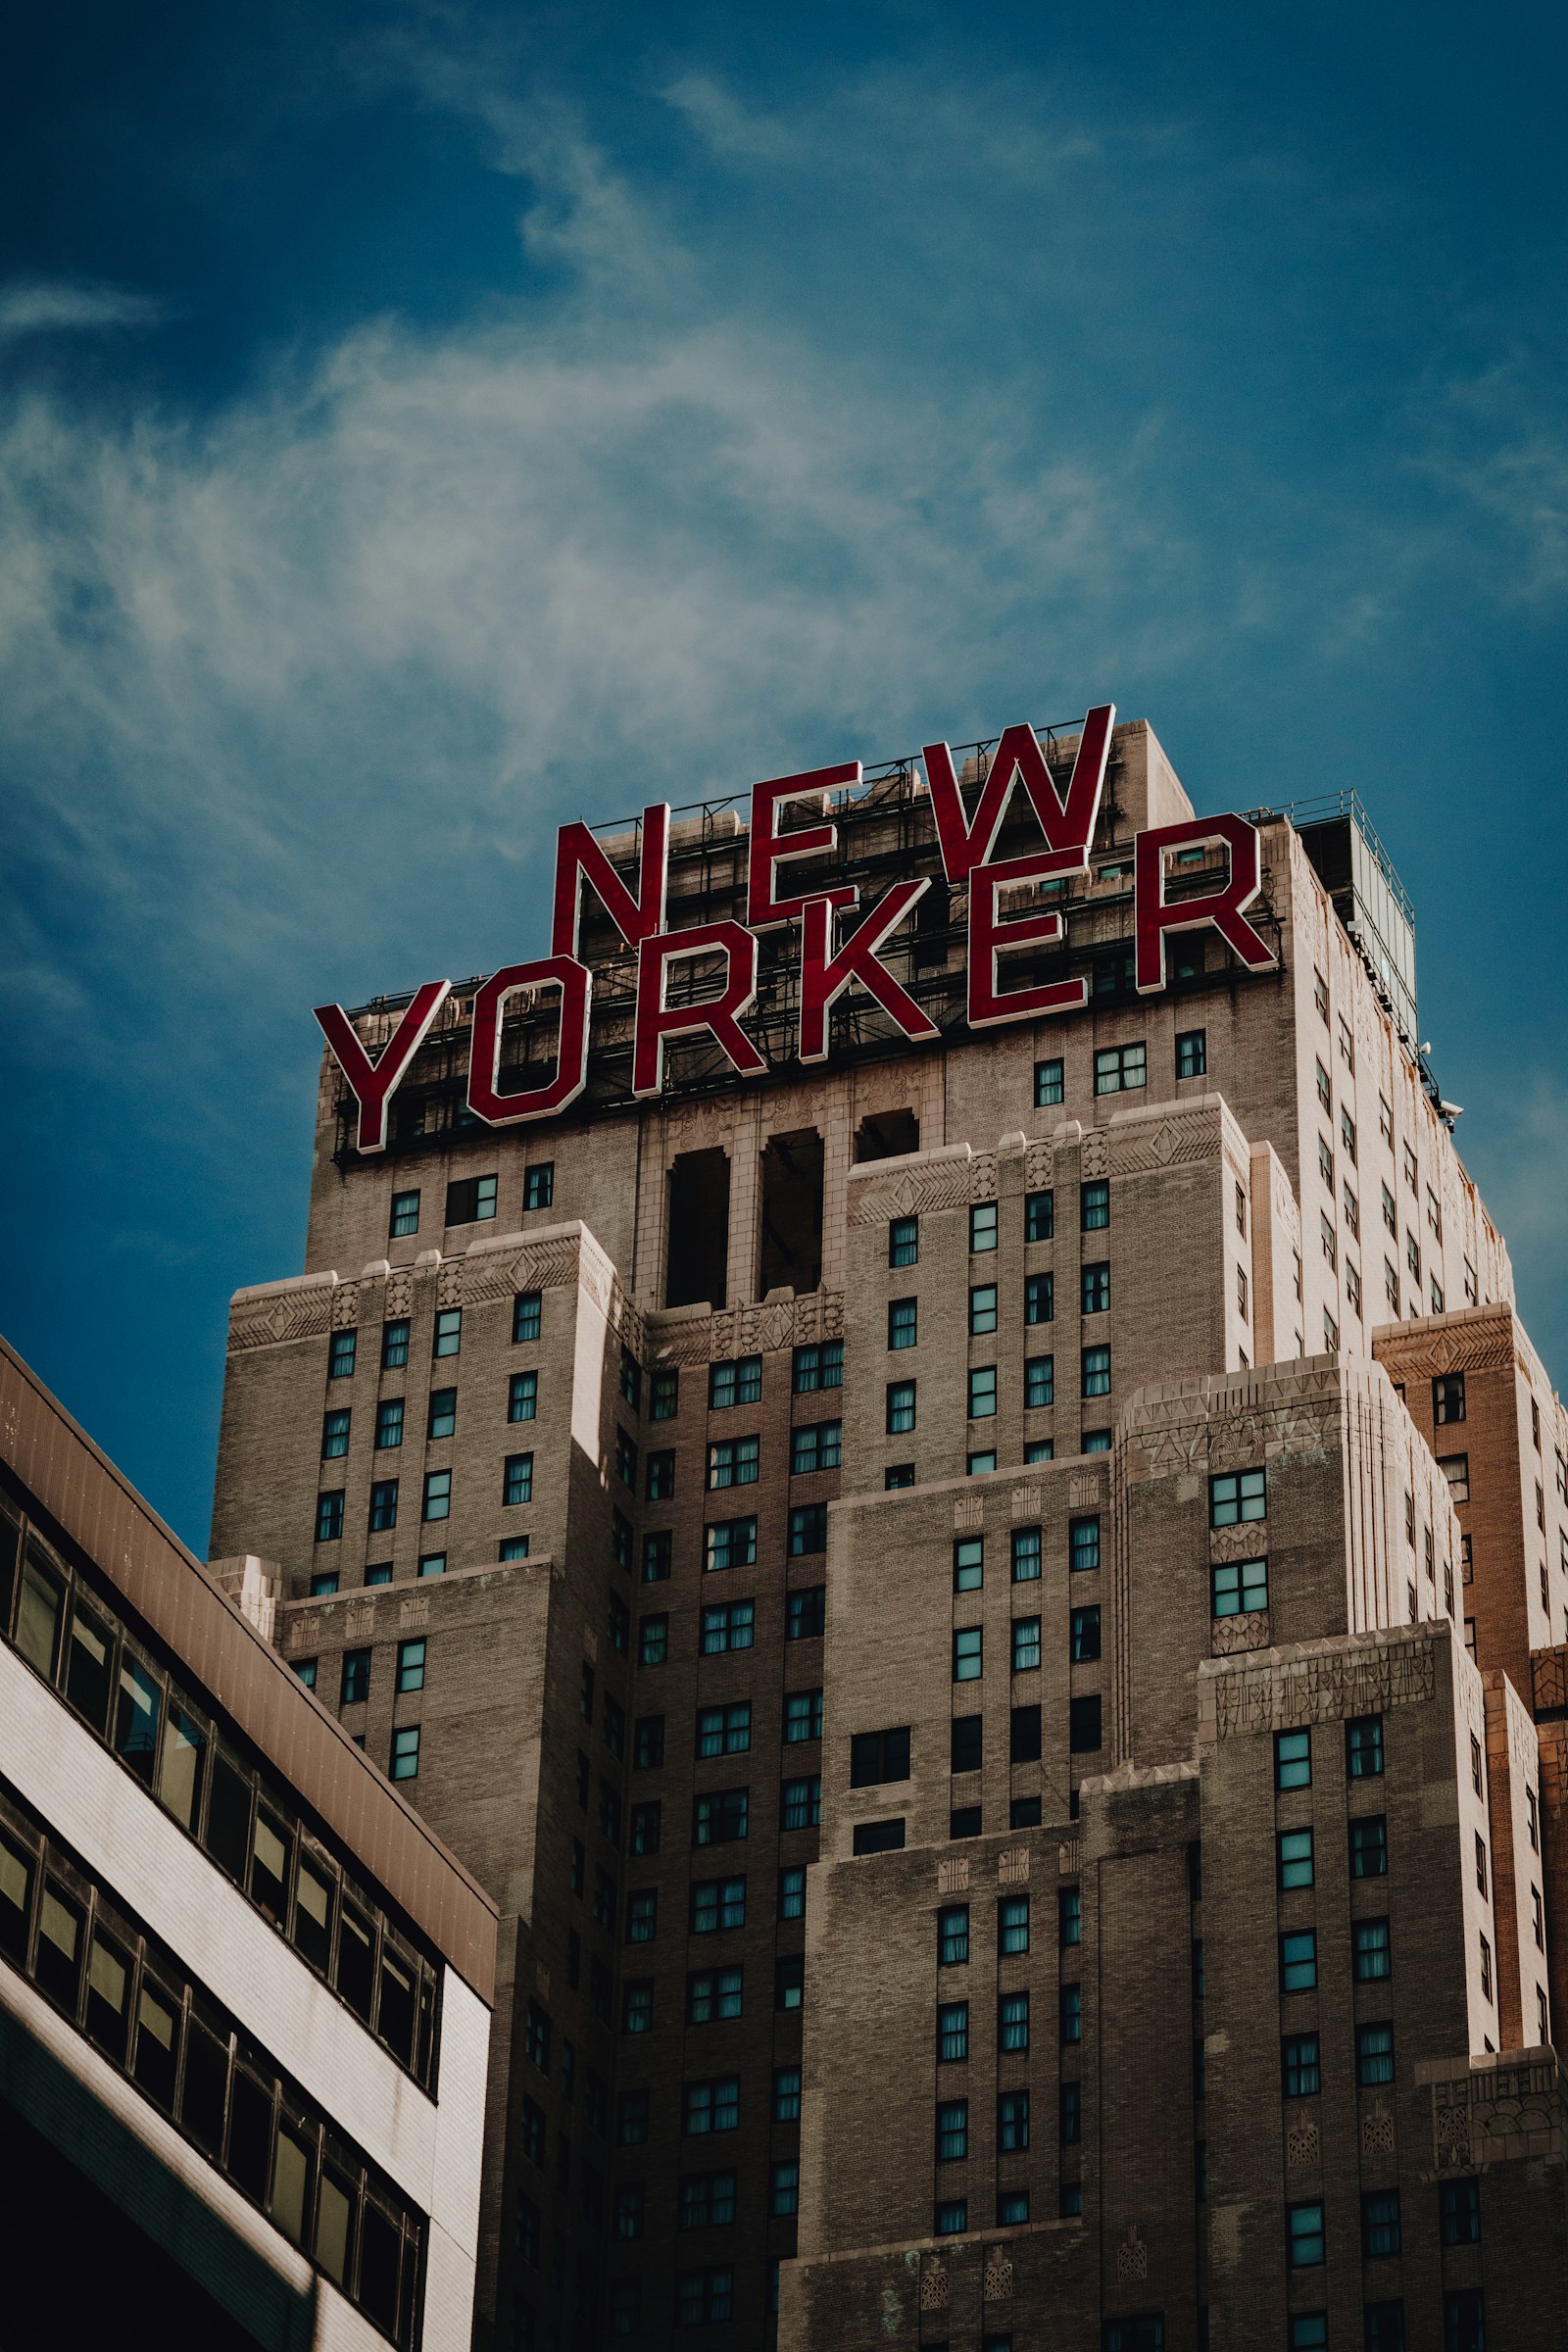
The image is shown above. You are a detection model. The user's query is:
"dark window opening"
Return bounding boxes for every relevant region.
[666,1151,730,1310]
[855,1110,919,1162]
[760,1130,824,1296]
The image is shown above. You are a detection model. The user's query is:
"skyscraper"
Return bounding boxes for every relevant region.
[207,713,1568,2350]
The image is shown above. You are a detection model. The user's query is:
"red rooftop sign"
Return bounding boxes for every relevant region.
[317,705,1277,1151]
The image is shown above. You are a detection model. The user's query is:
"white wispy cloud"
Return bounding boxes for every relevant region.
[0,278,169,339]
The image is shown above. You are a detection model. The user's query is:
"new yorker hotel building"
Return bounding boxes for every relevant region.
[208,712,1568,2352]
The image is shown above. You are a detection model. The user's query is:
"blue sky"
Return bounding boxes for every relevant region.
[2,0,1565,1549]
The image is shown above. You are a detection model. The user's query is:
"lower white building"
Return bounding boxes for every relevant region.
[0,1335,497,2352]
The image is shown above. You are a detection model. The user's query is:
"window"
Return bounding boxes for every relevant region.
[970,1201,998,1253]
[936,2098,968,2161]
[1081,1262,1110,1317]
[1176,1028,1206,1078]
[968,1283,998,1337]
[1210,1467,1265,1526]
[700,1601,755,1656]
[309,1573,339,1596]
[1344,1181,1360,1240]
[432,1307,462,1358]
[783,1689,823,1744]
[705,1518,757,1574]
[774,1953,806,2011]
[628,1803,661,1858]
[788,1503,827,1557]
[1081,1179,1110,1232]
[369,1478,400,1532]
[709,1357,761,1410]
[327,1329,357,1380]
[1362,2188,1401,2259]
[642,1531,672,1584]
[1069,1695,1102,1751]
[953,1627,983,1682]
[953,1537,984,1593]
[1353,1918,1392,1981]
[632,1715,663,1769]
[626,1890,658,1946]
[1059,2082,1081,2143]
[1011,1704,1042,1762]
[613,1429,639,1490]
[396,1639,425,1694]
[446,1173,498,1225]
[1095,1043,1147,1094]
[889,1215,918,1267]
[1034,1056,1064,1106]
[688,1875,747,1936]
[1082,1346,1111,1397]
[1357,2021,1395,2087]
[939,1906,969,1966]
[934,2199,967,2236]
[999,2088,1030,2150]
[1347,1714,1384,1776]
[1011,1526,1042,1582]
[1314,1056,1332,1111]
[645,1449,674,1500]
[524,1163,554,1210]
[501,1454,532,1508]
[938,2000,969,2062]
[1001,1900,1034,1956]
[687,1968,743,2025]
[1025,1272,1054,1325]
[1277,1830,1314,1890]
[513,1291,542,1345]
[390,1724,420,1781]
[696,1703,751,1759]
[708,1436,760,1489]
[777,1869,805,1923]
[1350,1816,1388,1878]
[1070,1516,1101,1573]
[792,1339,842,1392]
[951,1716,983,1773]
[1012,1616,1042,1672]
[1070,1606,1101,1662]
[692,1790,748,1847]
[315,1491,345,1544]
[1280,1930,1317,1992]
[1282,2032,1320,2097]
[1026,1189,1054,1242]
[1470,1733,1483,1794]
[886,1381,917,1435]
[1275,1729,1311,1789]
[886,1298,919,1355]
[781,1777,820,1831]
[674,2264,735,2327]
[617,2089,649,2146]
[849,1725,912,1788]
[293,1658,318,1690]
[1211,1557,1267,1617]
[1440,2179,1480,2246]
[1287,2202,1325,2268]
[1479,1933,1493,2000]
[687,2066,754,2148]
[1058,1886,1081,1947]
[787,1588,825,1642]
[853,1816,906,1854]
[1439,1453,1471,1502]
[1403,1142,1418,1194]
[320,1408,352,1460]
[791,1422,841,1474]
[967,1368,997,1419]
[339,1647,371,1706]
[650,1367,679,1420]
[770,2160,800,2220]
